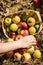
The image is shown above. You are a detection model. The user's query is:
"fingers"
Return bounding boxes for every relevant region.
[20,35,35,41]
[19,35,37,48]
[23,42,36,48]
[23,35,36,43]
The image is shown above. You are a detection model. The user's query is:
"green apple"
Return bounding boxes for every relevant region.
[6,27,10,33]
[10,23,18,31]
[33,50,41,58]
[29,27,36,35]
[35,24,40,31]
[23,53,31,61]
[27,17,35,26]
[17,28,21,34]
[5,17,11,26]
[13,16,20,24]
[7,38,14,42]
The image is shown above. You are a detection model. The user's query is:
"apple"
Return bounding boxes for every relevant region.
[29,27,36,35]
[27,17,35,26]
[17,28,22,34]
[13,16,21,24]
[20,22,28,29]
[23,53,31,61]
[7,51,14,58]
[33,0,40,7]
[27,46,34,54]
[33,41,38,46]
[6,27,10,33]
[33,50,41,58]
[20,49,27,53]
[5,17,11,26]
[10,32,16,39]
[21,30,29,36]
[14,52,22,60]
[17,22,22,28]
[7,38,14,42]
[10,24,18,31]
[35,24,39,31]
[16,35,23,40]
[35,41,38,46]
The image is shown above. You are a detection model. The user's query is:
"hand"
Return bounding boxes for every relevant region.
[19,35,36,48]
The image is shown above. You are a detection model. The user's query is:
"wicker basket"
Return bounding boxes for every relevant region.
[2,10,42,38]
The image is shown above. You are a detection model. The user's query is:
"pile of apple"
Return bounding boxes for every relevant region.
[4,14,40,41]
[14,46,42,61]
[7,45,42,62]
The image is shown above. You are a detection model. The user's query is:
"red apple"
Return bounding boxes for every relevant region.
[17,22,22,28]
[20,22,28,29]
[34,41,38,46]
[21,30,29,36]
[21,49,27,53]
[33,0,40,7]
[10,32,16,39]
[32,41,38,46]
[16,35,23,40]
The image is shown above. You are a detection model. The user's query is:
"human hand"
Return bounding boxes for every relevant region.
[19,35,37,48]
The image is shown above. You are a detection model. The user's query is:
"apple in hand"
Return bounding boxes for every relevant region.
[21,30,29,36]
[34,41,38,46]
[20,22,28,29]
